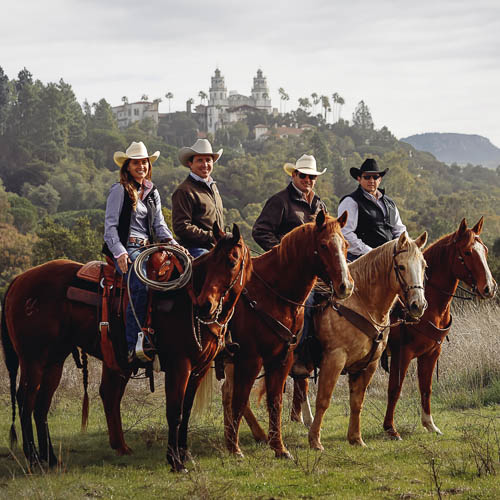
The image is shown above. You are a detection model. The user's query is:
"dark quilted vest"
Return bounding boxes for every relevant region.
[341,186,397,249]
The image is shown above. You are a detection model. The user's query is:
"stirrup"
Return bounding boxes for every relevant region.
[135,330,155,362]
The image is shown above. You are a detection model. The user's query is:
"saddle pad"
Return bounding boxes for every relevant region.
[67,286,100,307]
[77,260,106,283]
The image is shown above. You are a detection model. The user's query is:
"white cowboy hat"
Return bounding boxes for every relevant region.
[178,139,223,167]
[283,154,327,176]
[114,141,160,168]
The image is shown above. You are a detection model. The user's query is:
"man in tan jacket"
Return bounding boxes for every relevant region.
[172,139,224,258]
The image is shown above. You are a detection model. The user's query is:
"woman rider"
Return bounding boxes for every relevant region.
[103,141,183,362]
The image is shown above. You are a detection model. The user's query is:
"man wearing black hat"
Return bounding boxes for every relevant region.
[338,158,406,261]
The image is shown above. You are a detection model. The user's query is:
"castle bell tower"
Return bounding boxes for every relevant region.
[209,68,227,106]
[251,69,272,112]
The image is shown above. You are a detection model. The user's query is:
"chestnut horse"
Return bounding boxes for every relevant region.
[2,224,251,472]
[222,210,354,459]
[383,218,497,439]
[271,232,428,448]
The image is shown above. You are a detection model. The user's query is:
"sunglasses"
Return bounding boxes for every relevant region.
[298,172,318,180]
[361,174,381,180]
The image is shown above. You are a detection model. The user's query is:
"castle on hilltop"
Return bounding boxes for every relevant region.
[196,68,273,134]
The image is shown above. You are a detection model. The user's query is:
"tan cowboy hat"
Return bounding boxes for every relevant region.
[178,139,223,167]
[113,141,160,167]
[283,154,327,176]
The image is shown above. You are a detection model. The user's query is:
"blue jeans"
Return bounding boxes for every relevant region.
[115,245,148,351]
[347,252,360,263]
[187,247,209,259]
[299,291,316,345]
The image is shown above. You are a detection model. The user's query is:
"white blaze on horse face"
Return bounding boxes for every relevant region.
[473,239,496,297]
[401,248,427,316]
[332,233,353,298]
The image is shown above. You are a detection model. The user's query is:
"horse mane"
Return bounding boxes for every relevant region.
[423,226,475,270]
[350,236,423,289]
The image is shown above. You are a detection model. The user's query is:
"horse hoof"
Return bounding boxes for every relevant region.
[170,466,188,474]
[349,439,367,447]
[116,445,133,456]
[385,429,402,441]
[309,442,324,451]
[275,450,293,460]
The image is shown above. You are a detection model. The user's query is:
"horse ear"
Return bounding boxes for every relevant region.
[231,223,240,244]
[337,210,348,229]
[213,221,224,242]
[414,231,428,249]
[457,218,468,238]
[316,209,326,229]
[472,216,484,235]
[396,231,409,251]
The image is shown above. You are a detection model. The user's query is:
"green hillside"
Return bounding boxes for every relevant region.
[1,67,500,296]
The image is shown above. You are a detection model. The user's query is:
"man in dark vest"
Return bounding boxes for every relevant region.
[338,158,406,261]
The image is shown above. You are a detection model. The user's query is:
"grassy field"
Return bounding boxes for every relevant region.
[0,301,498,499]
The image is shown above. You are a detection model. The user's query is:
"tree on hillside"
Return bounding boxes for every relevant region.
[298,97,311,112]
[198,90,208,105]
[352,100,374,130]
[121,96,128,104]
[310,130,330,167]
[141,94,149,101]
[278,88,290,113]
[337,95,345,120]
[321,95,330,121]
[0,66,9,134]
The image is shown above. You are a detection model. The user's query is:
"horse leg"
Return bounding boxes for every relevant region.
[264,354,294,459]
[347,361,378,446]
[226,357,262,457]
[291,378,312,427]
[17,362,44,466]
[99,365,131,455]
[165,361,190,472]
[309,353,344,451]
[417,350,443,435]
[383,347,414,440]
[33,361,65,467]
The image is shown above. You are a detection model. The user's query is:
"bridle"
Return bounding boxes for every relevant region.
[392,246,426,313]
[192,244,248,351]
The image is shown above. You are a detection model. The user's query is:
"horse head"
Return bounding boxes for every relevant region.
[393,231,428,319]
[195,222,252,320]
[313,209,354,300]
[451,217,497,299]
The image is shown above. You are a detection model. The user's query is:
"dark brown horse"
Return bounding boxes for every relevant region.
[2,224,251,472]
[222,210,354,458]
[383,217,497,439]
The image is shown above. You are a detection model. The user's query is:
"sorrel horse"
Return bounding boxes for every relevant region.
[2,224,251,472]
[222,210,354,458]
[383,218,497,440]
[283,231,428,449]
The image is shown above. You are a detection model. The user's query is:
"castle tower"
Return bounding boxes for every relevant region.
[251,69,272,112]
[209,68,227,105]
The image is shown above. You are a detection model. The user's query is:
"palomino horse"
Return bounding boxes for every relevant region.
[383,218,497,439]
[2,224,251,472]
[286,231,428,449]
[223,210,354,459]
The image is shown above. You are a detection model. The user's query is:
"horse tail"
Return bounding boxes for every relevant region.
[192,368,214,417]
[79,349,90,433]
[1,283,19,448]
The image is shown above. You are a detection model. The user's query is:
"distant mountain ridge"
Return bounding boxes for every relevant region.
[401,133,500,169]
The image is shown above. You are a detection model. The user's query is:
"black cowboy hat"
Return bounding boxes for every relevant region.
[349,158,389,180]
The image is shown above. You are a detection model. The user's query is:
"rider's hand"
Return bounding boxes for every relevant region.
[117,254,131,274]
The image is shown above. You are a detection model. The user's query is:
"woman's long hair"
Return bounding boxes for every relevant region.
[119,158,153,210]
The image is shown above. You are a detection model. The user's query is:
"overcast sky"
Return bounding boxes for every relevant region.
[3,0,500,146]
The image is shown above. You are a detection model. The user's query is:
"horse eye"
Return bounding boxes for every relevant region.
[465,251,472,256]
[320,243,328,250]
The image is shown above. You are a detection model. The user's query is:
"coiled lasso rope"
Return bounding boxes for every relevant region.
[132,244,193,291]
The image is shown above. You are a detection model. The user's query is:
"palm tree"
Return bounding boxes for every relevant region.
[121,96,128,105]
[141,94,149,101]
[311,92,320,115]
[332,92,339,122]
[165,92,174,113]
[320,95,330,121]
[298,97,311,112]
[337,95,345,120]
[278,87,288,113]
[198,90,208,105]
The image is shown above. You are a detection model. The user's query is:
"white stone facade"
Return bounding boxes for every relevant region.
[112,101,159,129]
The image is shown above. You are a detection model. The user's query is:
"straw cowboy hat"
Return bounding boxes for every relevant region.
[283,154,327,176]
[349,158,388,180]
[178,139,223,167]
[113,141,160,168]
